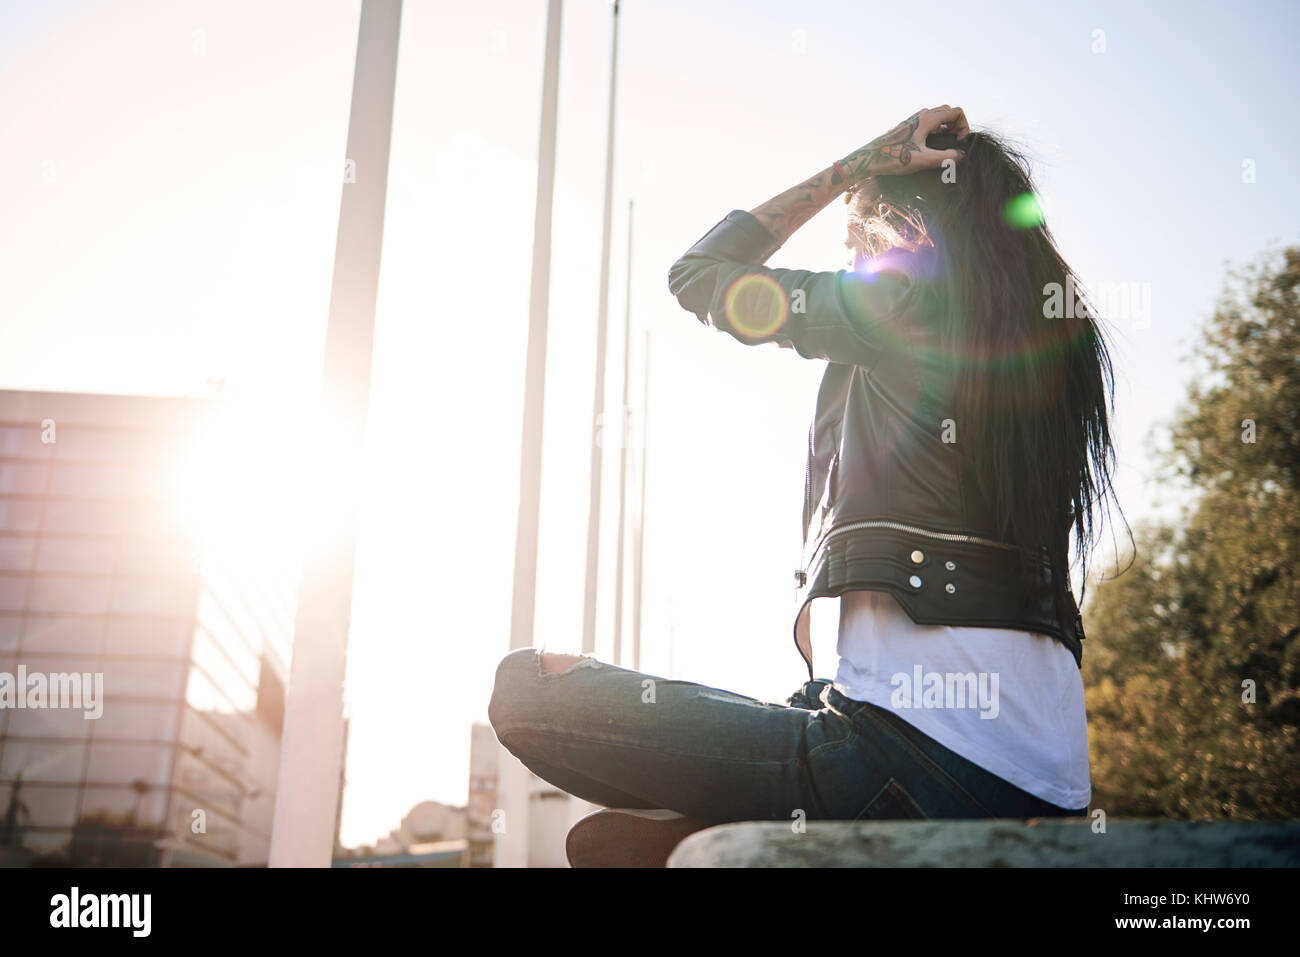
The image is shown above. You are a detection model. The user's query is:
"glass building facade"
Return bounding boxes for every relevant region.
[0,390,297,866]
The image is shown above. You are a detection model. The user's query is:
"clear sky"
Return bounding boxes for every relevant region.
[2,0,1297,848]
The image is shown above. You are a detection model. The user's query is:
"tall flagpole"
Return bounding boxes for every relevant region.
[612,201,633,665]
[579,0,622,657]
[496,0,563,869]
[633,329,649,672]
[270,0,402,867]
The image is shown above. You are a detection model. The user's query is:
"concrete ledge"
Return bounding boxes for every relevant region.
[666,819,1300,868]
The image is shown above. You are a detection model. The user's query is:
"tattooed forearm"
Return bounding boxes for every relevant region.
[748,167,842,245]
[748,113,923,245]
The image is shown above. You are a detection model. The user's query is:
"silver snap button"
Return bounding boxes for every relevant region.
[909,575,923,589]
[910,550,925,564]
[945,561,956,571]
[945,582,956,595]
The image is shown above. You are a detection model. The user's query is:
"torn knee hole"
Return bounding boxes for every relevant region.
[539,651,598,676]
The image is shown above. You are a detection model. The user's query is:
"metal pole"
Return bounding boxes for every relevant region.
[496,0,563,869]
[579,0,621,657]
[270,0,401,868]
[633,329,649,672]
[612,202,632,665]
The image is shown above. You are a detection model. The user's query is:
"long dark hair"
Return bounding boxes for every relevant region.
[847,130,1120,617]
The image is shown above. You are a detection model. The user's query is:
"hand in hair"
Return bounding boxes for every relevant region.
[834,105,970,186]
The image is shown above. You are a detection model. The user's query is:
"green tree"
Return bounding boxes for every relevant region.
[1083,247,1300,818]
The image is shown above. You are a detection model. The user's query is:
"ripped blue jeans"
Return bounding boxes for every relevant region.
[488,648,1084,823]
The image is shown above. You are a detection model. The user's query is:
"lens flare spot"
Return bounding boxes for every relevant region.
[723,273,788,338]
[1004,192,1045,230]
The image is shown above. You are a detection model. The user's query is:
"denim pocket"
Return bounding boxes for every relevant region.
[857,777,927,821]
[869,712,997,818]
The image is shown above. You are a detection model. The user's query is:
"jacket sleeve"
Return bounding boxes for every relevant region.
[667,209,915,368]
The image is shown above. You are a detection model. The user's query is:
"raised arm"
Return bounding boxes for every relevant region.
[669,106,969,366]
[748,106,969,245]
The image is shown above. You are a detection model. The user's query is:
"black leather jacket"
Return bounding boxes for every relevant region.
[668,210,1084,679]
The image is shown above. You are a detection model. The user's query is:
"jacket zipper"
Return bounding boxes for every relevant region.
[799,518,1018,584]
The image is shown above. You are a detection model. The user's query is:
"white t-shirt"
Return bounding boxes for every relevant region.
[833,589,1091,810]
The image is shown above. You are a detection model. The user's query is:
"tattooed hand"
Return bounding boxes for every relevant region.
[833,105,970,186]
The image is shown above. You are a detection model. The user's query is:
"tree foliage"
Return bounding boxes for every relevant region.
[1083,247,1300,818]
